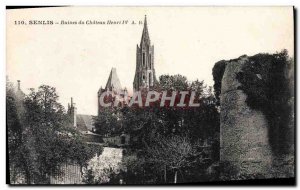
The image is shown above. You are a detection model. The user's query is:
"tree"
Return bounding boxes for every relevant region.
[92,74,220,184]
[93,108,121,135]
[122,74,220,183]
[145,135,203,183]
[159,74,189,91]
[9,84,95,184]
[83,147,122,184]
[7,79,23,183]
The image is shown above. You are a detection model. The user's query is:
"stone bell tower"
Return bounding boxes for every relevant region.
[133,15,157,91]
[67,97,77,128]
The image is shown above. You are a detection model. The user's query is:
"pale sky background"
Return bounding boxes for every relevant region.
[7,7,294,115]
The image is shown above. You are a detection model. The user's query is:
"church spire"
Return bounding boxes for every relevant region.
[141,15,150,45]
[134,15,156,91]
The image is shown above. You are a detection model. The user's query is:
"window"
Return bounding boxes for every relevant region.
[149,73,152,85]
[142,52,145,66]
[149,54,151,69]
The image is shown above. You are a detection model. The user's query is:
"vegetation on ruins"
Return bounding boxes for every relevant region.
[212,50,294,156]
[212,60,227,106]
[236,50,294,156]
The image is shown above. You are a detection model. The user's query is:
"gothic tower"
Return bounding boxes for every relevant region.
[67,97,77,127]
[133,16,156,91]
[98,68,127,115]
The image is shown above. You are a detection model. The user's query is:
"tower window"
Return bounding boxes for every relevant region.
[149,54,152,69]
[142,53,145,66]
[149,73,152,85]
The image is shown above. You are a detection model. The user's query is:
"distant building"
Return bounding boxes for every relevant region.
[97,68,127,115]
[133,16,157,91]
[66,98,103,145]
[14,80,25,114]
[95,16,158,144]
[15,80,25,100]
[67,97,77,128]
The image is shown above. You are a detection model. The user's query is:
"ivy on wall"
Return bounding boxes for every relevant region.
[212,60,227,106]
[213,50,294,156]
[236,50,294,155]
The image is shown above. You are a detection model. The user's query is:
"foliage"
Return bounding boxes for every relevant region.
[118,155,147,184]
[91,74,220,184]
[212,60,226,106]
[83,147,123,184]
[159,74,189,91]
[7,84,95,184]
[93,108,122,135]
[121,74,219,147]
[212,50,294,156]
[236,50,294,155]
[7,79,23,183]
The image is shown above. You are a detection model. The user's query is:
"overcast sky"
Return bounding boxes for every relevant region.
[7,7,294,115]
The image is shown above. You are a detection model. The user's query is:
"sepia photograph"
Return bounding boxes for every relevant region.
[6,6,295,185]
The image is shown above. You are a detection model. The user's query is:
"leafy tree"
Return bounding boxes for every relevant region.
[8,84,96,184]
[83,147,122,184]
[92,74,220,184]
[7,79,23,183]
[93,107,121,135]
[159,74,189,91]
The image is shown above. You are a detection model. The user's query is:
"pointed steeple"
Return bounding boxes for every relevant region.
[134,15,156,91]
[105,68,122,92]
[141,15,150,45]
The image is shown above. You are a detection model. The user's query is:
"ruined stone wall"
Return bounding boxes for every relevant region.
[218,53,295,180]
[219,57,274,179]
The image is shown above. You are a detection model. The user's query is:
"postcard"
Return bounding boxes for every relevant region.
[6,6,295,185]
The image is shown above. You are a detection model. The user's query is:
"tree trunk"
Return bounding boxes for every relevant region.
[174,170,177,184]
